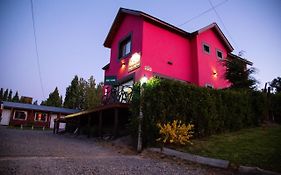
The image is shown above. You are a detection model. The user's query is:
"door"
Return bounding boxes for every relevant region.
[1,109,11,125]
[50,114,57,128]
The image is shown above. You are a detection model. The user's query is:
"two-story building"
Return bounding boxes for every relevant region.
[103,8,251,90]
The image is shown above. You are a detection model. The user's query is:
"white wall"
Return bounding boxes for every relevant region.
[1,109,11,125]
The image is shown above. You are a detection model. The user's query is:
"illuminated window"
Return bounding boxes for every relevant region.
[216,49,223,60]
[203,43,210,54]
[13,110,27,120]
[119,35,131,59]
[34,112,48,122]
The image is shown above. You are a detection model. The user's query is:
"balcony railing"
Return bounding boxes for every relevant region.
[102,85,133,105]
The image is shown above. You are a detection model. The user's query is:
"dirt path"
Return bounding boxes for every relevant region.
[0,126,237,175]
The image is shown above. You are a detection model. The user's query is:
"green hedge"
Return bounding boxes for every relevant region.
[130,78,270,146]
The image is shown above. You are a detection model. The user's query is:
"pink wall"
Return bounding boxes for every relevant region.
[105,14,143,81]
[104,12,231,89]
[141,20,193,82]
[195,29,230,88]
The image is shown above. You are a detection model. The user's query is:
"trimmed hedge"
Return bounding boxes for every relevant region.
[130,78,270,146]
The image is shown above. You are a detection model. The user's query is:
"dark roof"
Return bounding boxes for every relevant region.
[104,8,190,48]
[2,101,80,114]
[228,53,253,66]
[102,63,110,70]
[104,8,234,52]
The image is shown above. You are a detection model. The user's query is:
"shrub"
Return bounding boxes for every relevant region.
[156,120,193,150]
[130,78,271,146]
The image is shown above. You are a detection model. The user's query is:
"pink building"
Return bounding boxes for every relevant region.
[102,8,250,90]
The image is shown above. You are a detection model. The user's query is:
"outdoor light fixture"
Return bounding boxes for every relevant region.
[140,75,148,85]
[213,71,218,78]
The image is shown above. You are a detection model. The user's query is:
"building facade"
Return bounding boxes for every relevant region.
[103,8,250,90]
[0,101,79,129]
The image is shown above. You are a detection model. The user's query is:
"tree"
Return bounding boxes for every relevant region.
[224,57,258,90]
[0,88,3,101]
[3,89,9,101]
[42,87,62,107]
[12,91,20,102]
[270,77,281,93]
[84,76,101,109]
[64,75,80,109]
[33,100,38,105]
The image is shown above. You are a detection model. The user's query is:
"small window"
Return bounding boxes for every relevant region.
[119,35,132,59]
[216,49,223,59]
[13,110,27,120]
[34,112,48,122]
[203,43,210,54]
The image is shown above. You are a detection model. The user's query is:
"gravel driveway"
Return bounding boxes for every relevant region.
[0,126,236,175]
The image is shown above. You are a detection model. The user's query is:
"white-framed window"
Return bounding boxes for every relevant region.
[216,49,223,60]
[34,112,48,122]
[13,110,27,120]
[203,43,210,54]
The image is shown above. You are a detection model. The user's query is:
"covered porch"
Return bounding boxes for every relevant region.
[53,103,130,139]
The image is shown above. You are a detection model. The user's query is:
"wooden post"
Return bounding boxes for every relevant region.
[98,111,102,138]
[113,108,118,138]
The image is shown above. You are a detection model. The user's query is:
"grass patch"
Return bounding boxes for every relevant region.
[175,124,281,172]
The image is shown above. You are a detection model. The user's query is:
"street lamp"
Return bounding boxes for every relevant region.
[137,75,147,153]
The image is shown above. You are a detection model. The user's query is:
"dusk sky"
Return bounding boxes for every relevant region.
[1,0,281,103]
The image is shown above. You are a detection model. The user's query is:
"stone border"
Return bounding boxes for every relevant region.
[147,147,281,175]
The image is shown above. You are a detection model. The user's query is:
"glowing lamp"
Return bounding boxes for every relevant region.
[140,75,148,85]
[213,71,218,78]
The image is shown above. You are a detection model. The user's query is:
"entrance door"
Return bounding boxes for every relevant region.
[1,109,11,125]
[50,114,57,128]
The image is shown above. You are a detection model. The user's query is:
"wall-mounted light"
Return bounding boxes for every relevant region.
[213,70,218,78]
[140,75,148,85]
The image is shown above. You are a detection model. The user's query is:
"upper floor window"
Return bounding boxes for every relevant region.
[13,110,27,120]
[203,43,210,54]
[34,112,48,122]
[216,49,223,60]
[119,35,132,59]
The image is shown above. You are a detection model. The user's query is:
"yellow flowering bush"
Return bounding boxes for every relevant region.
[156,120,193,149]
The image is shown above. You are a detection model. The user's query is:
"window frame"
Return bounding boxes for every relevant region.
[34,112,48,122]
[118,33,132,60]
[202,43,211,54]
[216,49,223,60]
[13,110,27,120]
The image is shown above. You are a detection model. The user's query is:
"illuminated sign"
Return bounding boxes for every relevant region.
[104,76,117,85]
[128,53,141,72]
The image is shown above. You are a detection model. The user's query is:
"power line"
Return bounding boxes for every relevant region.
[208,0,239,50]
[30,0,45,99]
[178,0,228,27]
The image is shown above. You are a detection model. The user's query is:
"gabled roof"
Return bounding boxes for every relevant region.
[2,101,80,114]
[102,63,110,70]
[104,8,234,52]
[104,8,190,48]
[192,23,234,52]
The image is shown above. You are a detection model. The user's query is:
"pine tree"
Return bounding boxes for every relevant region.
[12,91,20,102]
[3,89,9,101]
[270,77,281,93]
[43,87,62,107]
[7,90,13,101]
[0,88,3,101]
[64,75,79,109]
[224,57,257,90]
